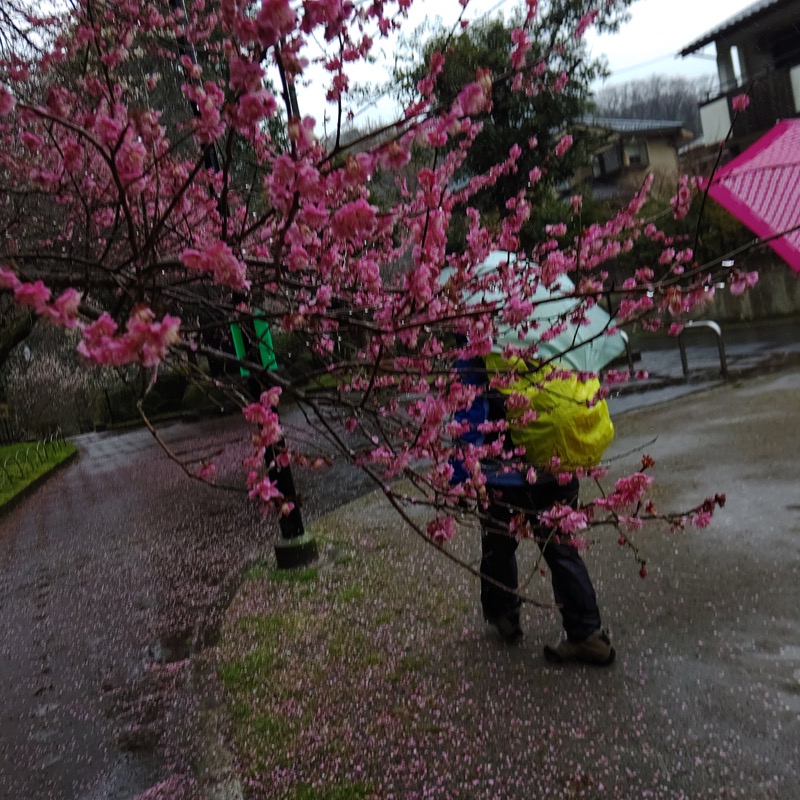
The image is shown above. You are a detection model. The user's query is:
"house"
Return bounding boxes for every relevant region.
[678,1,800,321]
[679,0,800,152]
[574,116,694,202]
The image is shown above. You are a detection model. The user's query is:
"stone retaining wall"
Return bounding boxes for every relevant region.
[702,257,800,321]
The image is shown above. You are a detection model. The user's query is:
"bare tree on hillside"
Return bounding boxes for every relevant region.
[593,74,718,135]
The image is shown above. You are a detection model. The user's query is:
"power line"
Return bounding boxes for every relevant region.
[597,45,717,81]
[606,52,683,76]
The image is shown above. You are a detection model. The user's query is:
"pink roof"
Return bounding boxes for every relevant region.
[708,119,800,273]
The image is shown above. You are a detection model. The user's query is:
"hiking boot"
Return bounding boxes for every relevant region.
[543,629,615,666]
[485,614,524,644]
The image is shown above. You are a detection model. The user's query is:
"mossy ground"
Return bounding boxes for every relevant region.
[213,495,478,799]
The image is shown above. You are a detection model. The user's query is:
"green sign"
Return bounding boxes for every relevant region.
[230,316,278,376]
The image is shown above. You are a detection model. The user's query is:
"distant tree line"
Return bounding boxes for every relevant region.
[593,74,719,135]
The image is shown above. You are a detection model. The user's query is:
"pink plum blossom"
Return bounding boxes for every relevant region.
[115,137,147,184]
[427,516,456,546]
[180,242,251,290]
[183,82,225,143]
[732,93,751,112]
[510,28,530,70]
[78,309,180,368]
[228,57,266,93]
[596,472,654,513]
[93,113,124,146]
[256,0,298,47]
[247,472,283,505]
[553,71,569,92]
[0,86,15,116]
[574,10,599,38]
[540,504,589,536]
[40,288,82,328]
[730,270,759,295]
[377,141,412,169]
[235,89,278,129]
[670,175,693,220]
[331,198,378,239]
[13,280,51,310]
[0,0,748,597]
[0,267,21,292]
[457,81,490,116]
[554,134,573,157]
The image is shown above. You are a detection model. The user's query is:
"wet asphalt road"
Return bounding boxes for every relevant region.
[0,412,373,799]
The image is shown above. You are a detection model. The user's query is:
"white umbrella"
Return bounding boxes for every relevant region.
[446,251,626,372]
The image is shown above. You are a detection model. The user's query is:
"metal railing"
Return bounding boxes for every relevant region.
[678,321,728,380]
[0,429,69,491]
[699,68,797,143]
[618,330,635,373]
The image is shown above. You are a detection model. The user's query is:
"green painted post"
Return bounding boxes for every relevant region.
[171,0,316,569]
[230,317,317,568]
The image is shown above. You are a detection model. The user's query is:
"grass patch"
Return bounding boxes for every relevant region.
[242,561,270,582]
[228,702,296,773]
[220,610,314,777]
[235,613,289,639]
[249,711,292,742]
[390,653,429,681]
[335,584,364,603]
[216,525,428,797]
[219,646,277,690]
[0,442,77,507]
[332,552,354,566]
[327,629,383,667]
[288,783,371,800]
[220,613,292,690]
[269,566,319,584]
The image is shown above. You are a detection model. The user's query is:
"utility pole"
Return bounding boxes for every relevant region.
[169,0,317,568]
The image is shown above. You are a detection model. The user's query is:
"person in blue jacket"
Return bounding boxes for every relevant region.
[452,354,615,665]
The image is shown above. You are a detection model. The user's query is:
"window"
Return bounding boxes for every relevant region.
[592,144,622,178]
[624,139,648,168]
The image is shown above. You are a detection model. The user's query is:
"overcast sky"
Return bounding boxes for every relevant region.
[587,0,759,87]
[300,0,759,128]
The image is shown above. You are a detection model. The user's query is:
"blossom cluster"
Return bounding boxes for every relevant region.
[78,309,181,368]
[0,0,754,567]
[1,267,81,328]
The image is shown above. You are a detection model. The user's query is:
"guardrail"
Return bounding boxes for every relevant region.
[678,321,728,380]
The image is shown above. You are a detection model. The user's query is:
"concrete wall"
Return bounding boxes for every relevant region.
[646,139,680,177]
[603,137,684,198]
[703,258,800,321]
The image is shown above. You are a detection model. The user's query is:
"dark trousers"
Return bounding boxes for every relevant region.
[480,476,602,641]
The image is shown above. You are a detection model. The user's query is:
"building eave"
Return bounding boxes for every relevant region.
[679,0,791,56]
[578,116,693,141]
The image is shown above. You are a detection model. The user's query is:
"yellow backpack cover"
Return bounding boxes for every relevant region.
[484,354,614,469]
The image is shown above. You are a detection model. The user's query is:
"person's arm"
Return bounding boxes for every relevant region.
[450,357,489,484]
